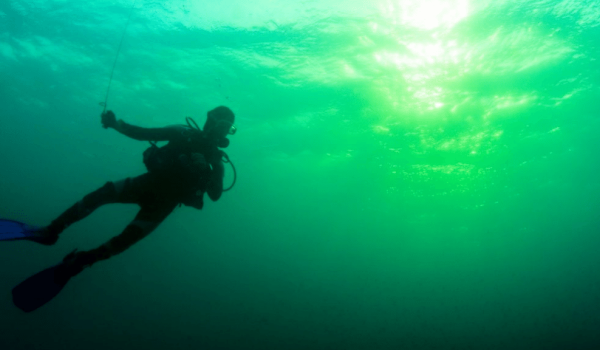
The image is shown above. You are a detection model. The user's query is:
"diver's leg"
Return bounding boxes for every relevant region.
[32,181,121,245]
[54,201,177,282]
[71,201,177,268]
[6,180,124,246]
[44,175,152,244]
[45,181,120,239]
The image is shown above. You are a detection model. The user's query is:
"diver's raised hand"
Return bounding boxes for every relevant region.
[101,110,117,129]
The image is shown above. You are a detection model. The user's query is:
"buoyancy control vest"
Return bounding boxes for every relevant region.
[142,126,219,209]
[143,141,213,184]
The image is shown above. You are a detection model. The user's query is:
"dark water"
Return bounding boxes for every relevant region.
[1,0,599,349]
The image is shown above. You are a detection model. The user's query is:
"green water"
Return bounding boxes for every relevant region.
[1,0,599,349]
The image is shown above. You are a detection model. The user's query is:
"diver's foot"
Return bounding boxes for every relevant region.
[26,226,59,246]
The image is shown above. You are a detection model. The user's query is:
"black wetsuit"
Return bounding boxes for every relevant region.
[47,120,225,265]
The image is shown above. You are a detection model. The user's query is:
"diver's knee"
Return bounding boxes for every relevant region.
[89,181,117,199]
[104,222,153,256]
[78,181,117,210]
[130,220,159,236]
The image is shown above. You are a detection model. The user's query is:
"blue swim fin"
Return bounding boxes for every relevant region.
[12,251,77,313]
[0,219,39,241]
[0,219,57,245]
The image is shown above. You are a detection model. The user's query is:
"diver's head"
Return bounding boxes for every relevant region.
[204,106,236,147]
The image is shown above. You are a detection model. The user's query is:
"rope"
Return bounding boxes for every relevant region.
[101,0,137,113]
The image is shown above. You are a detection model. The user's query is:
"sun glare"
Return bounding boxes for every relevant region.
[369,1,472,120]
[381,0,470,30]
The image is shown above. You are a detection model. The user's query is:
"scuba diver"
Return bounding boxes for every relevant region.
[1,106,236,312]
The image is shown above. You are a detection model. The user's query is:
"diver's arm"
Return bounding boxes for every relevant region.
[206,159,224,201]
[114,120,183,141]
[102,110,182,141]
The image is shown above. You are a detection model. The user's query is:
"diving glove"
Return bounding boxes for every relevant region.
[101,110,117,129]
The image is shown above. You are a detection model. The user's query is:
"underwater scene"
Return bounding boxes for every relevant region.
[1,0,599,349]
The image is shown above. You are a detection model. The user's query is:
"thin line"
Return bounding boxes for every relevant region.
[102,0,137,112]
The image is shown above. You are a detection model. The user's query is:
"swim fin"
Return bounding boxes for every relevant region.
[0,219,57,245]
[12,250,78,313]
